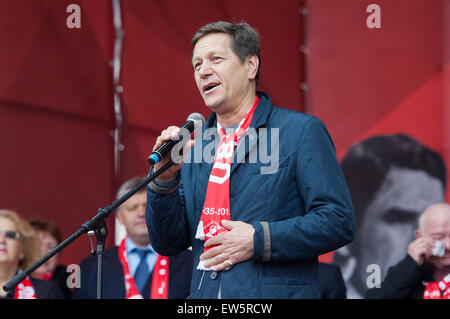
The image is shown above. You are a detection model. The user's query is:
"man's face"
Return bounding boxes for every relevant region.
[421,209,450,268]
[357,167,444,284]
[192,33,255,113]
[116,192,148,246]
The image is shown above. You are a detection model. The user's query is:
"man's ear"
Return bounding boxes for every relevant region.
[246,54,259,81]
[414,229,421,239]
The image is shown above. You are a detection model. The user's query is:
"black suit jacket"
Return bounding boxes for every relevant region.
[366,255,433,299]
[318,262,347,299]
[72,246,193,299]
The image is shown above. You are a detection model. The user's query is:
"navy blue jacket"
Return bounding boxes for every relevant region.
[72,247,192,299]
[146,92,355,298]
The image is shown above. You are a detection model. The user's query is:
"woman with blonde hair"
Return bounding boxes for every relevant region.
[0,209,64,299]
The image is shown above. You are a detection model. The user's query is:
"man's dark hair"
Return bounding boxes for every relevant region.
[341,134,447,227]
[116,176,147,209]
[192,21,261,87]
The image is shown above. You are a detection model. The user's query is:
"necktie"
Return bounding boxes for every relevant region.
[133,248,150,294]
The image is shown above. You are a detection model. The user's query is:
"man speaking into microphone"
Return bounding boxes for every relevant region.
[146,21,355,298]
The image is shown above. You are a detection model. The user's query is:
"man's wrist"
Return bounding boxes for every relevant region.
[148,169,181,194]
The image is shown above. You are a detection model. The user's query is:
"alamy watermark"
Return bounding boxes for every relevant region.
[66,264,81,289]
[64,262,384,291]
[366,4,381,29]
[366,263,381,289]
[66,4,81,29]
[170,127,280,175]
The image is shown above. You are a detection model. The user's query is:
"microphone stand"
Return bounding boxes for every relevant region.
[2,160,175,298]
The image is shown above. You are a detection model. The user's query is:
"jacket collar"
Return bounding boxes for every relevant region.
[203,91,272,130]
[199,91,272,175]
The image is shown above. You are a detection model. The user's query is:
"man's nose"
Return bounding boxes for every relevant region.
[138,204,146,216]
[198,62,213,77]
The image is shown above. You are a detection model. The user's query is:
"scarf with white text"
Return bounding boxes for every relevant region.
[14,276,37,299]
[423,273,450,299]
[195,97,259,270]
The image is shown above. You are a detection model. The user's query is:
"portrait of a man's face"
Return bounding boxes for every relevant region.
[334,134,447,298]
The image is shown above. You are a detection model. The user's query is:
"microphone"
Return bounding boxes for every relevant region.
[147,113,205,165]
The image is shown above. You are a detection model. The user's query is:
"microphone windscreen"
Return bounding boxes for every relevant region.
[187,113,205,132]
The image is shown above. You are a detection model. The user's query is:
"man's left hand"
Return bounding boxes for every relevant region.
[200,220,255,271]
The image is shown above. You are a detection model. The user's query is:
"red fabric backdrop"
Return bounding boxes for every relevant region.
[0,0,448,270]
[0,0,116,266]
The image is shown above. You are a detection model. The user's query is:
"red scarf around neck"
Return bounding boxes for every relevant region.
[423,273,450,299]
[118,238,169,299]
[14,276,37,299]
[195,97,259,270]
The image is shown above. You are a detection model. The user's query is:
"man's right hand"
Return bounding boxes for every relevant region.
[407,237,434,265]
[152,126,195,181]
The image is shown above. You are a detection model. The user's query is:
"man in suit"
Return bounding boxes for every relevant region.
[73,177,192,299]
[146,21,355,298]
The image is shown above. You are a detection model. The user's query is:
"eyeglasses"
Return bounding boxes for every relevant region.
[0,230,21,240]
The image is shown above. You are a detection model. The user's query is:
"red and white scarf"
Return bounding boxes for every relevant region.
[423,273,450,299]
[118,238,169,299]
[14,276,37,299]
[195,97,259,270]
